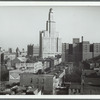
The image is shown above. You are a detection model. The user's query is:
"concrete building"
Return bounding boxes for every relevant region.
[33,45,39,57]
[27,44,34,57]
[62,38,82,63]
[90,43,100,58]
[39,8,62,58]
[73,38,80,44]
[73,41,82,63]
[62,43,69,62]
[82,41,92,61]
[62,37,100,64]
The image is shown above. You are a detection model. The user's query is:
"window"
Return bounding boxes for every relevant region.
[30,78,33,83]
[36,78,39,84]
[41,79,44,84]
[42,86,44,93]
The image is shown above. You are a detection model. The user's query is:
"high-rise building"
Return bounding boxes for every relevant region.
[27,44,34,57]
[73,38,80,44]
[73,38,82,63]
[62,36,100,64]
[82,41,92,61]
[33,45,39,57]
[39,8,62,58]
[90,43,100,58]
[62,43,69,62]
[62,38,82,63]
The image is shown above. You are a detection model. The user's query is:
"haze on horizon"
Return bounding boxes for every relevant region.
[0,6,100,51]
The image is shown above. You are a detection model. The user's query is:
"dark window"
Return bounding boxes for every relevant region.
[90,44,93,52]
[42,79,44,84]
[36,78,39,84]
[69,44,73,54]
[30,78,33,83]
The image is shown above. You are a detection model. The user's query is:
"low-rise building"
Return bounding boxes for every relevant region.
[81,69,100,94]
[9,62,43,83]
[68,83,81,95]
[12,57,27,67]
[4,52,16,61]
[9,69,23,83]
[16,61,43,73]
[20,65,65,95]
[20,73,56,94]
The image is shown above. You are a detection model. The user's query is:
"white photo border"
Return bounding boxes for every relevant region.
[0,1,100,99]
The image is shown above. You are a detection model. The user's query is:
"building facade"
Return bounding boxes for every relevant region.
[62,37,100,63]
[81,70,100,94]
[90,43,100,58]
[20,73,56,94]
[39,8,62,58]
[33,45,39,57]
[16,61,43,73]
[27,44,34,57]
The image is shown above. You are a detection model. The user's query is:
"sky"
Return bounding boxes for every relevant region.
[0,6,100,51]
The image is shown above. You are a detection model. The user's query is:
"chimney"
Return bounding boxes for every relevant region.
[81,36,83,43]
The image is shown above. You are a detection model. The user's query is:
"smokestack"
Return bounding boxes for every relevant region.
[81,36,83,43]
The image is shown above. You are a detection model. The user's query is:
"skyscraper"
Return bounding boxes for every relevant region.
[39,8,62,58]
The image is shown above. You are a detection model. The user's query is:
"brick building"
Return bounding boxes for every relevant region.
[62,37,100,63]
[20,74,56,94]
[20,65,65,94]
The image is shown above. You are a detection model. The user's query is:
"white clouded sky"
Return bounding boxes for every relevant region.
[0,6,100,51]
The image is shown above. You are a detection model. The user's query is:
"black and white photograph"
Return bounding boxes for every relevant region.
[0,3,100,95]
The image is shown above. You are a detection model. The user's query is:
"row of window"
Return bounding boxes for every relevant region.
[30,78,45,84]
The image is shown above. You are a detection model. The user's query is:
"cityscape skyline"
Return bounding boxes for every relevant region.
[1,6,100,95]
[0,6,100,51]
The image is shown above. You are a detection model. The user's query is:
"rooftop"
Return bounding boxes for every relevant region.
[17,57,27,62]
[47,65,65,77]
